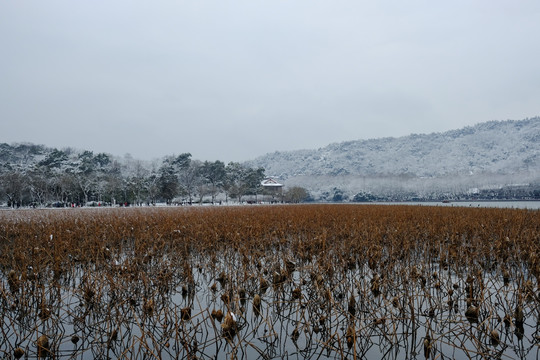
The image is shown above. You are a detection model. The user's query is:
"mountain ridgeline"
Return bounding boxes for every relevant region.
[1,117,539,204]
[247,117,540,201]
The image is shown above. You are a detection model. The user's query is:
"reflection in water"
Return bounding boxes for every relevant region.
[1,249,539,359]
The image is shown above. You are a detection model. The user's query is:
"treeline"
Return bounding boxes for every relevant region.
[346,184,540,203]
[0,143,266,207]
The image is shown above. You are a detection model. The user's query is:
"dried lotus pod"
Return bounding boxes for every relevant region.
[253,294,262,316]
[37,335,49,358]
[221,312,237,338]
[490,329,500,345]
[346,325,355,349]
[13,348,24,359]
[348,294,356,316]
[465,305,479,323]
[211,309,223,322]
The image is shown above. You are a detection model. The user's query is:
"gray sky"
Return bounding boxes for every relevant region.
[1,1,539,162]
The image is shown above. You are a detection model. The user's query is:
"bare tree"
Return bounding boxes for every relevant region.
[1,170,26,207]
[285,186,309,203]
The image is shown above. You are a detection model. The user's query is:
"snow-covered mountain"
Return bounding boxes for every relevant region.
[247,118,540,200]
[249,118,540,178]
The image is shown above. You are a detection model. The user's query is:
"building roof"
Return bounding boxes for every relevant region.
[261,178,283,187]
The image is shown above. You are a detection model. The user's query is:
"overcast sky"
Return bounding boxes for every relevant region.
[1,1,539,162]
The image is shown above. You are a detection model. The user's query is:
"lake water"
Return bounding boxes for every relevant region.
[374,201,540,209]
[1,204,539,359]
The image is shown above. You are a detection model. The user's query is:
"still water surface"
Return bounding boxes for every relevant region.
[376,201,540,209]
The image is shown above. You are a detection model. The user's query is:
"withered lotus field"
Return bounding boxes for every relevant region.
[0,204,539,359]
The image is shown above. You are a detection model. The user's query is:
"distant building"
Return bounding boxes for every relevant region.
[261,177,283,202]
[261,177,283,189]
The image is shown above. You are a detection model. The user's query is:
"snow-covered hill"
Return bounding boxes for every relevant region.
[247,118,540,200]
[248,118,540,178]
